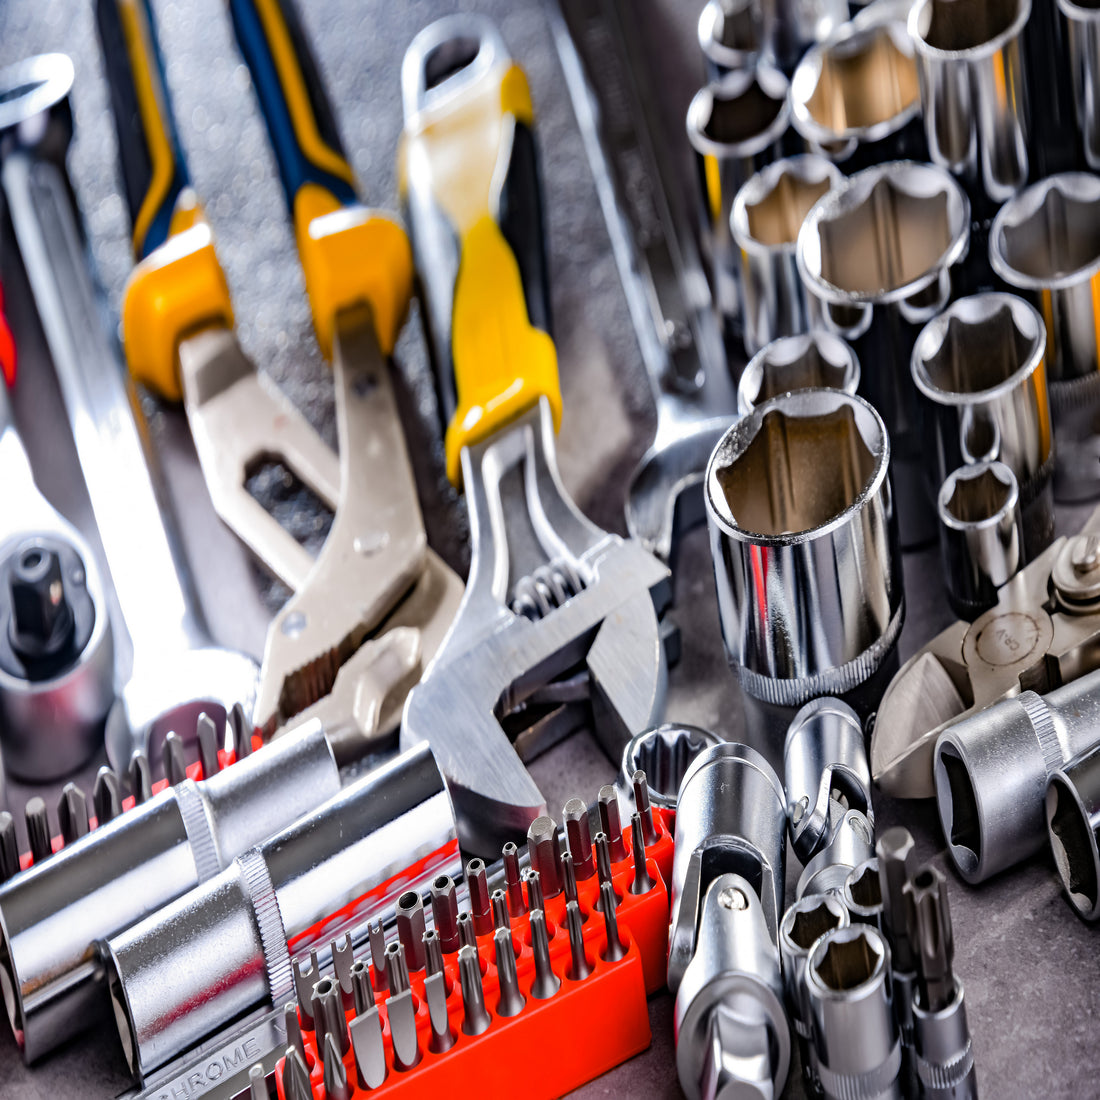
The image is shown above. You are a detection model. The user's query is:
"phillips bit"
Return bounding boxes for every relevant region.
[494,927,526,1017]
[457,910,478,951]
[350,1005,387,1090]
[312,976,349,1058]
[25,798,51,863]
[195,711,220,778]
[600,881,627,962]
[281,1045,313,1100]
[283,1002,305,1063]
[431,874,461,952]
[57,783,89,844]
[564,797,596,879]
[877,828,918,973]
[529,908,560,1000]
[396,890,427,971]
[350,960,373,1015]
[368,920,388,992]
[332,932,355,1008]
[386,977,420,1070]
[127,749,151,805]
[598,785,629,863]
[630,811,655,895]
[561,850,584,918]
[0,812,18,882]
[248,1063,267,1100]
[425,969,454,1053]
[525,868,545,914]
[459,944,491,1036]
[905,866,957,1013]
[565,900,592,981]
[323,1031,352,1100]
[92,766,122,825]
[293,949,320,1029]
[422,929,445,979]
[163,731,188,786]
[230,700,252,759]
[632,770,658,845]
[385,941,410,995]
[491,887,511,935]
[527,816,563,898]
[502,842,527,916]
[467,858,494,935]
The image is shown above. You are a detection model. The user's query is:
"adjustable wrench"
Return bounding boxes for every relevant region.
[0,53,258,775]
[399,15,672,855]
[548,0,736,564]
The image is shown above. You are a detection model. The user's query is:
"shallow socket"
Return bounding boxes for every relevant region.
[786,896,847,951]
[1047,774,1099,917]
[698,0,759,67]
[740,333,859,413]
[687,67,790,155]
[813,927,884,991]
[739,157,840,248]
[942,463,1017,525]
[914,0,1027,52]
[936,741,982,873]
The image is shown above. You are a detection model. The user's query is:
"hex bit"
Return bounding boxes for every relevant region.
[230,701,252,759]
[164,730,188,786]
[630,811,655,894]
[564,797,595,879]
[529,909,560,999]
[25,798,51,863]
[57,783,89,844]
[0,812,18,882]
[127,749,151,804]
[311,977,348,1059]
[396,890,427,971]
[467,858,494,935]
[92,766,121,825]
[632,770,658,845]
[195,711,220,778]
[459,944,491,1035]
[502,842,527,916]
[598,785,628,862]
[527,816,563,898]
[430,874,461,952]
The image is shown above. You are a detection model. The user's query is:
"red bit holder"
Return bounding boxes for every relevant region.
[0,279,15,385]
[280,814,675,1099]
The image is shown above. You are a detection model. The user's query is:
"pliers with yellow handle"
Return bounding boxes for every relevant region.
[95,0,463,757]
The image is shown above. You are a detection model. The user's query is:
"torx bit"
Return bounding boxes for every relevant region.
[127,749,151,805]
[332,932,354,1008]
[0,812,18,883]
[248,1063,267,1100]
[565,900,592,981]
[230,700,252,759]
[502,842,527,916]
[527,815,564,898]
[164,730,188,786]
[494,927,526,1017]
[57,783,89,844]
[564,797,596,880]
[877,828,918,973]
[281,1045,312,1100]
[92,766,121,825]
[283,1002,305,1062]
[457,910,478,951]
[529,908,560,1000]
[422,929,445,979]
[630,811,655,894]
[396,890,427,971]
[350,1005,386,1090]
[459,944,491,1036]
[632,770,658,845]
[425,969,454,1053]
[598,785,628,862]
[25,798,51,863]
[386,979,420,1071]
[368,919,388,992]
[430,874,461,952]
[600,881,627,962]
[349,960,373,1015]
[594,831,617,910]
[904,865,956,1012]
[561,850,584,919]
[385,941,410,995]
[195,711,220,778]
[491,887,511,937]
[524,868,545,914]
[311,976,348,1058]
[322,1031,351,1100]
[467,857,494,935]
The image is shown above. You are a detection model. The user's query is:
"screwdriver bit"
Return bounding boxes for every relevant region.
[457,910,478,951]
[283,1002,305,1062]
[26,797,51,863]
[248,1063,267,1100]
[332,932,354,1008]
[594,832,617,910]
[561,850,581,911]
[368,919,388,992]
[396,890,427,971]
[386,979,420,1071]
[423,929,445,979]
[164,730,188,786]
[323,1031,351,1100]
[430,874,461,952]
[467,857,494,934]
[566,900,592,981]
[195,711,220,778]
[527,816,564,898]
[230,700,252,759]
[385,941,410,995]
[491,887,511,934]
[630,811,655,894]
[459,944,491,1036]
[350,960,373,1015]
[57,783,89,844]
[92,766,121,825]
[426,969,454,1053]
[525,868,545,914]
[281,1045,312,1100]
[502,841,527,916]
[312,976,349,1059]
[877,828,918,972]
[632,769,658,845]
[495,928,526,1017]
[599,785,629,862]
[529,909,560,999]
[292,950,320,1028]
[905,865,956,1012]
[0,812,18,882]
[600,881,627,962]
[350,1005,387,1090]
[127,749,151,804]
[564,797,596,879]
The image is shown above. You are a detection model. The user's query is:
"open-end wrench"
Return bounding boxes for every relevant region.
[0,53,258,774]
[547,0,736,564]
[399,15,672,855]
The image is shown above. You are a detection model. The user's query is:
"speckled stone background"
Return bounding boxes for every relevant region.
[1,1,1098,1097]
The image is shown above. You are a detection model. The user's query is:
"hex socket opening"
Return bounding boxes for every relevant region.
[913,0,1027,53]
[624,726,719,807]
[741,335,858,412]
[788,898,845,950]
[847,862,882,908]
[937,741,982,874]
[813,929,884,991]
[943,464,1015,525]
[1046,774,1099,916]
[687,69,789,156]
[699,0,758,54]
[739,161,837,248]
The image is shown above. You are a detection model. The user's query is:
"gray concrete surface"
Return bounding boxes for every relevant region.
[1,0,1098,1097]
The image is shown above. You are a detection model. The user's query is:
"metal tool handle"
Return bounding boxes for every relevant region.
[399,15,560,486]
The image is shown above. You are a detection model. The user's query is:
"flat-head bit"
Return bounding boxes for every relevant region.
[565,900,592,981]
[560,850,581,911]
[425,969,454,1053]
[164,730,188,785]
[459,944,491,1035]
[630,811,655,895]
[502,842,527,916]
[525,868,545,913]
[127,749,151,804]
[877,828,918,973]
[598,785,629,862]
[422,929,445,978]
[467,857,494,934]
[25,797,51,863]
[564,797,595,879]
[396,890,427,971]
[322,1031,351,1100]
[230,700,252,758]
[491,887,511,934]
[385,941,410,995]
[57,783,89,844]
[293,950,320,1028]
[349,960,373,1015]
[350,1005,386,1090]
[632,770,658,844]
[904,864,956,1012]
[529,908,560,999]
[600,881,627,962]
[331,932,354,1008]
[430,874,461,951]
[248,1063,267,1100]
[0,812,18,882]
[386,983,420,1071]
[457,910,478,951]
[281,1045,312,1100]
[311,976,348,1058]
[368,919,388,992]
[527,816,563,898]
[283,1002,305,1062]
[92,766,121,825]
[195,711,220,778]
[494,927,526,1017]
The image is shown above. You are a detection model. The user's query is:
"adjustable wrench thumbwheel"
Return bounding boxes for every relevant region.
[397,15,671,854]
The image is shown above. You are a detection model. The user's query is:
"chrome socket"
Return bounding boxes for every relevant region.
[1046,741,1100,920]
[912,982,977,1100]
[0,720,339,1062]
[104,742,458,1080]
[911,292,1054,559]
[705,389,903,715]
[686,66,790,333]
[936,462,1024,619]
[989,173,1100,501]
[1058,0,1100,170]
[738,330,859,416]
[697,0,760,78]
[668,742,786,993]
[909,0,1031,202]
[617,724,724,811]
[934,668,1100,883]
[732,156,844,355]
[798,160,970,546]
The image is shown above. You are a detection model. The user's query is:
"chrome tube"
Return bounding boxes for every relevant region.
[697,0,760,78]
[1057,0,1100,170]
[1047,741,1100,920]
[738,331,859,415]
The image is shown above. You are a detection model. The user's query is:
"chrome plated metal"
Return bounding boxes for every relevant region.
[1058,0,1100,170]
[1047,740,1100,920]
[738,331,859,416]
[843,856,884,928]
[697,0,760,77]
[758,0,850,72]
[617,724,724,810]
